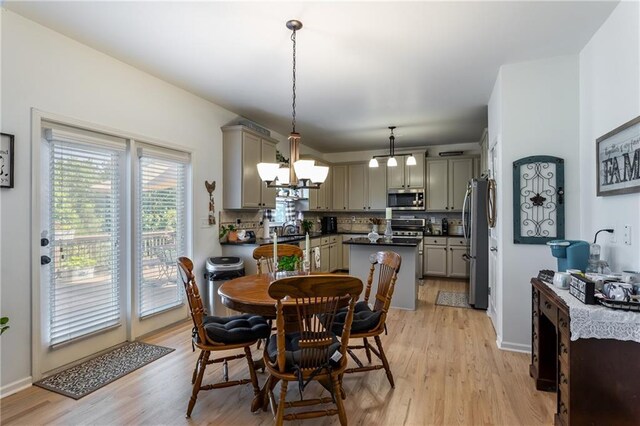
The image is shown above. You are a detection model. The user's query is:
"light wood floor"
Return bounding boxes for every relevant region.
[1,279,554,425]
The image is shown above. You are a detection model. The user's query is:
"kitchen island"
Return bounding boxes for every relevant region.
[343,237,421,310]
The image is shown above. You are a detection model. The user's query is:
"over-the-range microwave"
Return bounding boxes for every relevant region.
[387,188,425,210]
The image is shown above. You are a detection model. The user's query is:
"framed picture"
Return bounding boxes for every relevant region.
[596,115,640,196]
[0,133,14,189]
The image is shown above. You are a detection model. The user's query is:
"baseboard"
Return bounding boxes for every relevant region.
[0,377,32,399]
[497,339,531,354]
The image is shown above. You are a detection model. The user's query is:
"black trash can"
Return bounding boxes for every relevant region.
[204,256,244,316]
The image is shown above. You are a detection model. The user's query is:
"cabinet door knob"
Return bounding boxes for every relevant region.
[445,207,449,210]
[443,247,447,251]
[451,206,454,210]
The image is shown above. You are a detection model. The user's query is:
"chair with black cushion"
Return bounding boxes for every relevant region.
[264,274,363,425]
[333,251,401,388]
[253,244,303,274]
[177,256,271,417]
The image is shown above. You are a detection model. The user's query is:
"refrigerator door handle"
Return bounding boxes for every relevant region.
[462,184,471,243]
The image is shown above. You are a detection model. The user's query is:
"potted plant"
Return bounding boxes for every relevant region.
[227,225,238,242]
[278,255,301,271]
[301,219,313,234]
[219,225,229,242]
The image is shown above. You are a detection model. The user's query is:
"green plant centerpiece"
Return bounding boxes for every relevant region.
[301,219,313,234]
[226,224,238,242]
[278,255,301,271]
[219,224,229,242]
[1,317,9,335]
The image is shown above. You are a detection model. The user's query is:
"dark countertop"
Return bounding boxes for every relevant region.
[342,237,421,247]
[220,232,327,246]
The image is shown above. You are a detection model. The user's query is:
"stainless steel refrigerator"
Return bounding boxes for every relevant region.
[462,178,489,309]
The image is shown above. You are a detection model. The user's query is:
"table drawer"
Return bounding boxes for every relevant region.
[539,293,557,325]
[425,237,447,246]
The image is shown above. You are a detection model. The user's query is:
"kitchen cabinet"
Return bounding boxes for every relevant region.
[367,164,387,210]
[347,163,368,211]
[426,157,475,212]
[424,237,447,276]
[329,235,339,272]
[306,160,332,211]
[387,152,425,189]
[423,236,469,278]
[222,125,278,209]
[332,165,348,210]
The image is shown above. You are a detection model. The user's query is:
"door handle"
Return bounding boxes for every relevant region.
[490,247,497,252]
[41,255,52,265]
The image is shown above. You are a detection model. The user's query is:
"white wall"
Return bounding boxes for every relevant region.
[0,10,243,393]
[489,55,581,351]
[579,1,640,272]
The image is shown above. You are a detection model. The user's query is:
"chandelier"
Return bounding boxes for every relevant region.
[369,126,417,168]
[257,20,329,190]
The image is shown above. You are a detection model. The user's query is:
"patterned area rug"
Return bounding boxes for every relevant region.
[435,291,471,309]
[34,341,174,399]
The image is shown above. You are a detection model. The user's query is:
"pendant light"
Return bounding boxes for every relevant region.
[257,20,328,190]
[368,126,417,168]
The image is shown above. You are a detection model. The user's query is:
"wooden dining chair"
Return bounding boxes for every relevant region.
[253,244,303,274]
[177,257,271,418]
[335,251,401,388]
[264,274,363,425]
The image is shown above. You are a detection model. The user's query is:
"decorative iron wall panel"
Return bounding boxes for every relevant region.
[513,156,564,244]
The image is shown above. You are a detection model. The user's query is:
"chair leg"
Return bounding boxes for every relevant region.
[187,350,209,417]
[192,351,204,384]
[244,346,260,395]
[275,380,288,426]
[333,374,348,426]
[374,335,394,388]
[363,338,372,364]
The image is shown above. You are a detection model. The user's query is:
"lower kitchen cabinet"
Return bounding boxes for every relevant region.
[447,246,469,278]
[424,236,469,278]
[424,243,447,276]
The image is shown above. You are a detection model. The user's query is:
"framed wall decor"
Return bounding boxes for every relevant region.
[513,155,565,244]
[596,115,640,196]
[0,133,14,189]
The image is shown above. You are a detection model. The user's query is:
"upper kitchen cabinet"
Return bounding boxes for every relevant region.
[426,157,475,212]
[222,125,278,209]
[367,163,387,210]
[387,152,425,189]
[347,163,368,211]
[332,165,347,210]
[305,158,332,211]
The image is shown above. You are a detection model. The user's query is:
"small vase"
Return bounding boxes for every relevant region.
[368,225,380,242]
[384,220,393,240]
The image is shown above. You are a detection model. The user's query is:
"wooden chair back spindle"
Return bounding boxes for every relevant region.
[364,251,402,321]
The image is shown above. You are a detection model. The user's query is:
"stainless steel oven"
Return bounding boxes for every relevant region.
[391,219,425,275]
[387,189,425,210]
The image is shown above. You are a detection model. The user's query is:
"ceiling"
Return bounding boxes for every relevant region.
[5,1,617,152]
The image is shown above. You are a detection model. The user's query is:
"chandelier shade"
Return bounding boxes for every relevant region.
[368,158,379,168]
[387,157,398,167]
[369,126,416,168]
[406,155,417,166]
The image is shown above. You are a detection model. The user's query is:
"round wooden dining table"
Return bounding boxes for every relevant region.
[218,271,312,318]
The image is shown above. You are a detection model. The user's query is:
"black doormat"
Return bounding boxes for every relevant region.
[34,341,174,399]
[435,291,471,309]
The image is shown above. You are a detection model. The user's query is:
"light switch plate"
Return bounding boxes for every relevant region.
[623,225,632,245]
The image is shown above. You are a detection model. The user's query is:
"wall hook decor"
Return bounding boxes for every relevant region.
[205,180,216,225]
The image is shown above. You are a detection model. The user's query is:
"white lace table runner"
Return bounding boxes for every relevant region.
[544,282,640,343]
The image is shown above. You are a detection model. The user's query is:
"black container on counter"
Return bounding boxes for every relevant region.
[442,218,449,235]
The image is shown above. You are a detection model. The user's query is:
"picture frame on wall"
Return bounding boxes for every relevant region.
[596,115,640,196]
[0,133,14,189]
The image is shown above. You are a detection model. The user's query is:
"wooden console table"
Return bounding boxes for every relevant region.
[530,278,640,426]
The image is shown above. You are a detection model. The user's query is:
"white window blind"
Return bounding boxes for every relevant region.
[47,139,124,346]
[137,151,187,317]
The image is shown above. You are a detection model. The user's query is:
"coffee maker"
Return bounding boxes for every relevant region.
[320,216,337,234]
